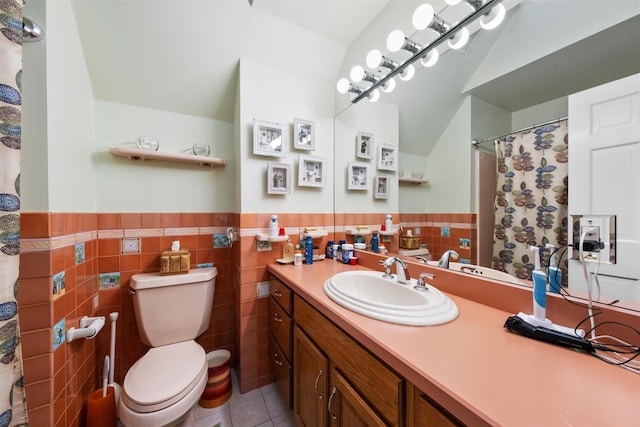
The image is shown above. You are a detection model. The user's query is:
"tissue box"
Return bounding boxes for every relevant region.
[399,236,420,249]
[160,249,190,275]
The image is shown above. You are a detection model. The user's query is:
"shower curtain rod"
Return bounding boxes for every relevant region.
[471,116,568,148]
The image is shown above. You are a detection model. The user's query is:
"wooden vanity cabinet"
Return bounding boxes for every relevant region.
[269,277,293,407]
[406,383,462,427]
[294,294,404,426]
[293,325,328,426]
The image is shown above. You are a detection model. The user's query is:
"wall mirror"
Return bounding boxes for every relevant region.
[334,1,640,311]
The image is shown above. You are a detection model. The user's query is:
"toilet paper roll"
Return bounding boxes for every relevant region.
[171,240,180,251]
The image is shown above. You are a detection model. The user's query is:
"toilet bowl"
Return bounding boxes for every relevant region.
[119,267,217,427]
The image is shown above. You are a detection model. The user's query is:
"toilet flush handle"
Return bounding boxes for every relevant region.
[129,288,136,296]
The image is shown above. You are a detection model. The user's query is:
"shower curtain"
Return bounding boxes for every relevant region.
[0,0,29,425]
[492,120,569,284]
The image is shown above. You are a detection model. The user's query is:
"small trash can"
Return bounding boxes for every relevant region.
[199,349,232,408]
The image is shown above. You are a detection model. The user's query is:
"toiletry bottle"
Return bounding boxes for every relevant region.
[371,233,379,253]
[546,244,562,293]
[294,246,302,266]
[530,245,548,322]
[304,235,313,264]
[283,238,294,262]
[326,240,334,259]
[385,214,392,232]
[269,215,278,237]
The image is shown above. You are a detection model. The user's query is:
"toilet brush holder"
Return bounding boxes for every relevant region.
[86,386,117,427]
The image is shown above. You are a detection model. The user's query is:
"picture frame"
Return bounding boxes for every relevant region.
[377,143,399,171]
[356,131,373,159]
[253,119,287,157]
[267,162,291,194]
[374,174,390,199]
[298,154,326,188]
[293,118,315,151]
[347,161,370,190]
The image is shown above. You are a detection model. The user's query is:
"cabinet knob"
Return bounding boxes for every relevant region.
[273,290,283,297]
[273,312,283,323]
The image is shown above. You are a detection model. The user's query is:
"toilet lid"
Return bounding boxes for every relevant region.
[123,341,206,413]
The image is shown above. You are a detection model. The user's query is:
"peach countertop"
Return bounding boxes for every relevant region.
[268,260,640,427]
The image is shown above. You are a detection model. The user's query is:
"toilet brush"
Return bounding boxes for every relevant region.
[109,312,122,405]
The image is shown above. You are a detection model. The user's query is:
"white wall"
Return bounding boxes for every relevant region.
[94,101,235,212]
[426,98,473,213]
[238,58,335,214]
[398,152,428,214]
[334,100,399,214]
[22,0,96,212]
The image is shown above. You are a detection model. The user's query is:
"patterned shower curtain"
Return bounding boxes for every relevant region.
[0,0,29,425]
[492,120,569,284]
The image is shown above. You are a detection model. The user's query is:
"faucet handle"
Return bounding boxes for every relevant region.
[414,272,434,291]
[379,259,394,279]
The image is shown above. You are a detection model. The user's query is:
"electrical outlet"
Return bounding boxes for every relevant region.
[256,281,270,298]
[571,215,616,264]
[121,237,141,254]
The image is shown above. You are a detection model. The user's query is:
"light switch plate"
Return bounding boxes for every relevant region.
[257,281,270,298]
[121,237,141,254]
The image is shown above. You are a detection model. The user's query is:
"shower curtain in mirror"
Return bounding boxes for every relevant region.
[0,0,28,425]
[492,120,568,285]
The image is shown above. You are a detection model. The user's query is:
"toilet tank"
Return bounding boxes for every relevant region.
[130,267,217,347]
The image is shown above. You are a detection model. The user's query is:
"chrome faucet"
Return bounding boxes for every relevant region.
[438,250,459,269]
[382,256,411,285]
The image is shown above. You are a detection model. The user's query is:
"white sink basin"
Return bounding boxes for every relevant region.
[323,271,458,326]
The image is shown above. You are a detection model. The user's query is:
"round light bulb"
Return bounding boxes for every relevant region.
[368,89,380,103]
[386,29,405,52]
[480,4,506,30]
[381,77,396,93]
[350,65,365,82]
[336,78,350,94]
[399,64,415,82]
[412,4,435,30]
[366,49,383,69]
[420,48,439,67]
[448,27,469,49]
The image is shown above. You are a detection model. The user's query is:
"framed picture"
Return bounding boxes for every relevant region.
[347,161,370,190]
[253,119,287,157]
[377,143,398,171]
[267,162,291,194]
[293,118,315,151]
[374,175,391,199]
[298,154,326,188]
[356,131,373,159]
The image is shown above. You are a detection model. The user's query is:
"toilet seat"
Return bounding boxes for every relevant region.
[122,341,206,413]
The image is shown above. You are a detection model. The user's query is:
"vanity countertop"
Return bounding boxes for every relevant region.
[268,261,640,426]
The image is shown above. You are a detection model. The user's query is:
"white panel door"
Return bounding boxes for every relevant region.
[568,73,640,302]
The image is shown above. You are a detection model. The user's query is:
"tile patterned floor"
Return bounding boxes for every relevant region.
[193,370,294,427]
[118,370,294,427]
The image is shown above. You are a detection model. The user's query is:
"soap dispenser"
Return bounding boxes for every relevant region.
[283,238,294,262]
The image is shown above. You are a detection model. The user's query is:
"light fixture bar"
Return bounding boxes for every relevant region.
[352,0,504,103]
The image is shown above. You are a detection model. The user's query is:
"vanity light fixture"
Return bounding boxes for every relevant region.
[338,0,506,104]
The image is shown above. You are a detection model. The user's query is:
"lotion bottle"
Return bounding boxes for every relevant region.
[283,238,294,262]
[545,244,562,294]
[530,246,548,322]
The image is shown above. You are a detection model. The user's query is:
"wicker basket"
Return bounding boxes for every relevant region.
[399,236,420,250]
[160,249,190,275]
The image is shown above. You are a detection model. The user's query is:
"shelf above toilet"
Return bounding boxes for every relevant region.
[109,146,226,168]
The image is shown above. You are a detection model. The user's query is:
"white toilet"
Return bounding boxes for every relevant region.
[119,267,218,427]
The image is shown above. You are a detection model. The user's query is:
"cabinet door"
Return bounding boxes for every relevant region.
[293,326,328,427]
[269,335,291,408]
[328,368,386,427]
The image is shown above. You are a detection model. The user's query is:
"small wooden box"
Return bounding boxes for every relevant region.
[160,249,190,275]
[399,236,420,250]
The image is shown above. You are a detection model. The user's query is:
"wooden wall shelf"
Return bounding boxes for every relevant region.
[109,146,226,168]
[399,178,428,185]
